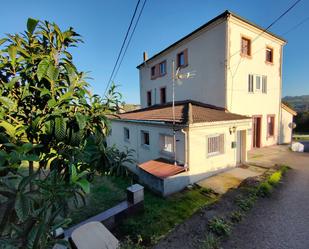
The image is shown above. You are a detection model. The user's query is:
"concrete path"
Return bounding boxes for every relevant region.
[222,146,309,249]
[197,166,266,194]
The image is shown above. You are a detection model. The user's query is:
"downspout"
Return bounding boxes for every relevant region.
[181,128,189,171]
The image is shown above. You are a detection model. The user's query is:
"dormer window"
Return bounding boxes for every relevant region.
[241,37,251,56]
[266,47,273,63]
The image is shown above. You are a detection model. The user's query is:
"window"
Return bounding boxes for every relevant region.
[160,135,174,153]
[147,91,152,106]
[151,66,156,77]
[266,47,273,63]
[256,75,261,90]
[160,87,166,104]
[207,134,224,156]
[267,115,275,137]
[248,74,254,93]
[241,37,251,56]
[141,131,150,146]
[177,49,188,67]
[262,76,267,93]
[124,128,130,141]
[159,61,166,75]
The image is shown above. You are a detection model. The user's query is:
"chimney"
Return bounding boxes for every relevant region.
[143,51,148,62]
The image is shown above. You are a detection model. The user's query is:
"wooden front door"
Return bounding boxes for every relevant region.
[252,117,261,148]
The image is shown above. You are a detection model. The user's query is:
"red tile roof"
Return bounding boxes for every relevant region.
[138,158,185,179]
[109,100,250,124]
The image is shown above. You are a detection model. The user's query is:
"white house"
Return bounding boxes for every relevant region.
[107,10,296,195]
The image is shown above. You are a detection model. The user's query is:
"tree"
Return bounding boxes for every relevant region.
[0,18,123,248]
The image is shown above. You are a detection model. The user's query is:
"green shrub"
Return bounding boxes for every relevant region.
[280,165,290,175]
[208,217,231,237]
[268,171,282,186]
[257,182,273,197]
[236,195,256,211]
[200,233,219,249]
[230,210,243,223]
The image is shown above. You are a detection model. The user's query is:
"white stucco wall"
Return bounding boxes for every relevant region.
[187,120,251,183]
[226,16,285,147]
[139,18,227,109]
[280,108,294,144]
[107,120,185,173]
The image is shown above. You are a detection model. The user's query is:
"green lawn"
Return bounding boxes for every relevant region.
[68,175,216,247]
[69,175,132,225]
[117,187,217,247]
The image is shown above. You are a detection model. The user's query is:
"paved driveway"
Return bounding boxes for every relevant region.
[222,145,309,249]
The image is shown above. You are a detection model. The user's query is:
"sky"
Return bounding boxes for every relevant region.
[0,0,308,104]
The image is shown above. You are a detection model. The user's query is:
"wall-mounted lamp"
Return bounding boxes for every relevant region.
[229,126,237,135]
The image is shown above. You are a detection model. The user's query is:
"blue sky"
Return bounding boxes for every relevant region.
[0,0,308,103]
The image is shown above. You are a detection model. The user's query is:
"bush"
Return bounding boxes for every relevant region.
[268,171,282,186]
[200,233,219,249]
[230,210,243,223]
[280,165,290,175]
[257,182,273,197]
[208,217,231,237]
[236,194,256,211]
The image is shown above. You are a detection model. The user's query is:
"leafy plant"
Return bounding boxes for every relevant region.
[268,171,282,186]
[208,217,231,237]
[257,182,273,197]
[235,194,256,211]
[200,233,219,249]
[230,210,243,223]
[0,18,122,248]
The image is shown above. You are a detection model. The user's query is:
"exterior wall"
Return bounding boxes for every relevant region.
[226,16,285,147]
[187,120,251,183]
[280,108,294,144]
[139,18,227,109]
[107,120,185,173]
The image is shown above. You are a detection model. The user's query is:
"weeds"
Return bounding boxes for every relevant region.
[268,171,282,186]
[230,210,243,223]
[236,194,256,211]
[200,233,219,249]
[208,217,231,237]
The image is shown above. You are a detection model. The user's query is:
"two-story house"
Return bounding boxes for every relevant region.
[107,10,296,196]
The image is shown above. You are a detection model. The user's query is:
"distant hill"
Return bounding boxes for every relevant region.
[282,95,309,112]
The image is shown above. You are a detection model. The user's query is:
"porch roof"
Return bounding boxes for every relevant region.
[138,158,186,179]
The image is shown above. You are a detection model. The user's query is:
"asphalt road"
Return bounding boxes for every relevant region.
[222,148,309,249]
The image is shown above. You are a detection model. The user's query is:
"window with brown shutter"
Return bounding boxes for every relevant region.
[241,37,251,56]
[266,47,273,63]
[177,49,188,68]
[160,87,166,104]
[147,91,152,106]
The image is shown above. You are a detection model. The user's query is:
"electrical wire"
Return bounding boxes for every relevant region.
[112,0,147,83]
[104,0,141,95]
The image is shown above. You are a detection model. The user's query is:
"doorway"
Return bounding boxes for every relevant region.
[252,116,262,148]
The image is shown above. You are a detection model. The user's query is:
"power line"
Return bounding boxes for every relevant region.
[112,0,147,83]
[104,0,141,95]
[282,15,309,36]
[229,0,303,59]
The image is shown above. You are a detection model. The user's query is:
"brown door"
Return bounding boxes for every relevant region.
[253,117,261,148]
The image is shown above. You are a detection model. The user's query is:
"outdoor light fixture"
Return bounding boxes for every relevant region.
[229,126,237,135]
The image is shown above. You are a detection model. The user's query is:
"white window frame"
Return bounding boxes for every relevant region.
[262,75,267,94]
[255,75,261,91]
[248,74,254,93]
[207,134,225,157]
[160,134,174,154]
[159,61,166,75]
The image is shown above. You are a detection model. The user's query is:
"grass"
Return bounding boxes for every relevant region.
[200,233,219,249]
[118,186,217,246]
[69,175,132,225]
